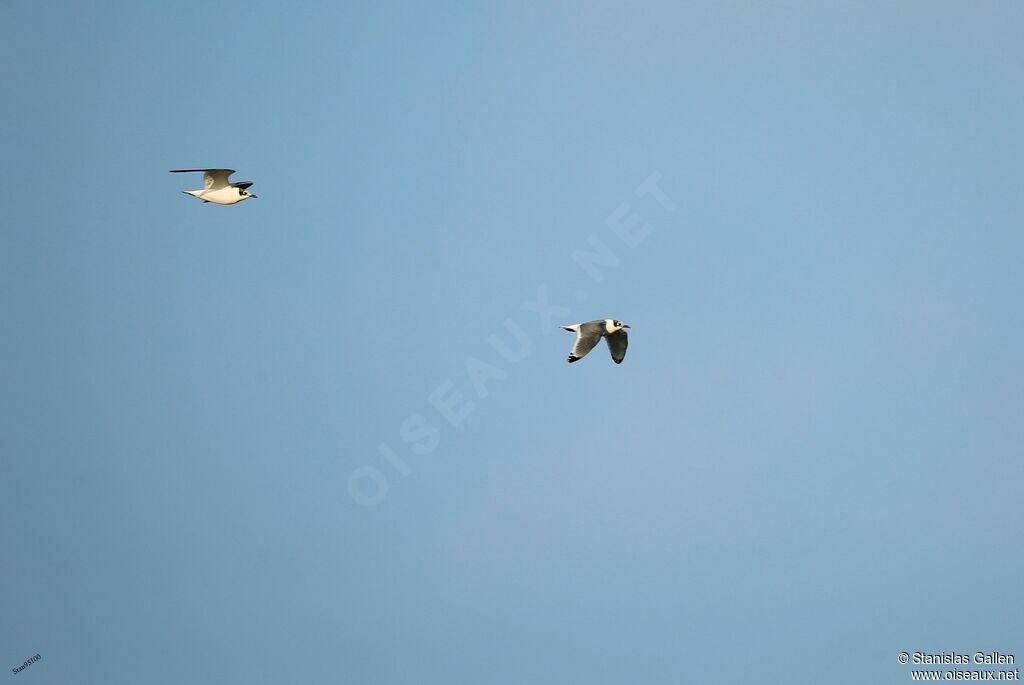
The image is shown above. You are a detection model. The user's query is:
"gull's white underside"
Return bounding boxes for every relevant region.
[183,187,251,205]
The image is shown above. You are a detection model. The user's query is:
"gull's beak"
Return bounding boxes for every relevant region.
[249,193,258,198]
[623,324,631,328]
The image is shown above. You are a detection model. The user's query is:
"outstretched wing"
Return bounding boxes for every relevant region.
[231,181,254,190]
[169,169,235,190]
[605,329,628,364]
[567,326,602,363]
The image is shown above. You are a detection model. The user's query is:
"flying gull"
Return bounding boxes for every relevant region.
[169,168,257,205]
[560,319,630,364]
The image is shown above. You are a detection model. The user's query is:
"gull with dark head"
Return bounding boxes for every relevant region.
[560,319,630,364]
[169,168,257,205]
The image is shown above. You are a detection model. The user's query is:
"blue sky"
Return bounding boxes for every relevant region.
[2,2,1022,683]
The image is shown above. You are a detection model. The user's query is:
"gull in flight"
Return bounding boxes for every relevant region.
[169,168,257,205]
[560,319,630,364]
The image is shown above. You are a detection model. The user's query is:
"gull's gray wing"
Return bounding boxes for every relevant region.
[567,321,604,363]
[606,329,628,364]
[169,169,235,190]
